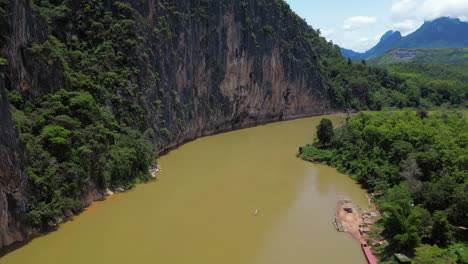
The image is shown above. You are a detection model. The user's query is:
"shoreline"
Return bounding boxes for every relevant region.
[334,197,380,241]
[0,111,341,256]
[334,197,381,262]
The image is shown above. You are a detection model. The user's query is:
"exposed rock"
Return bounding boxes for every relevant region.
[389,49,418,61]
[105,189,115,197]
[114,187,125,193]
[0,0,338,249]
[150,165,162,179]
[0,76,29,248]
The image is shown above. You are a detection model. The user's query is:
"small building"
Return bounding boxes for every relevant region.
[394,253,412,263]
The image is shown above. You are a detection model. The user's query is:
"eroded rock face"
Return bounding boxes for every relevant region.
[0,0,46,248]
[143,0,334,152]
[0,79,28,248]
[0,0,336,248]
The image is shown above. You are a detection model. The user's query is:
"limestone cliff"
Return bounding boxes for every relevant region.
[0,0,338,248]
[0,0,45,248]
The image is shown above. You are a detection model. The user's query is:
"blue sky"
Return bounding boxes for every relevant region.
[285,0,468,52]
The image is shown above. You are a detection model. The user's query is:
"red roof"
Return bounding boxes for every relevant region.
[361,241,377,264]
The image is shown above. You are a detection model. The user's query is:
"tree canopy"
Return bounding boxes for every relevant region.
[298,110,468,262]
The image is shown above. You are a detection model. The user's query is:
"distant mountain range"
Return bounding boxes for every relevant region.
[341,17,468,60]
[367,48,468,67]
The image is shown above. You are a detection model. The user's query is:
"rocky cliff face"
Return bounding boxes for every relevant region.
[141,0,334,151]
[0,79,28,249]
[0,0,337,248]
[0,0,47,248]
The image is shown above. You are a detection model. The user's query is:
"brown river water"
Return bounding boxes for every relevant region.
[1,115,368,264]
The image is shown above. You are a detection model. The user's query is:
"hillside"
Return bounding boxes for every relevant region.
[342,30,403,60]
[342,17,468,60]
[298,110,468,262]
[368,48,468,66]
[0,0,404,248]
[0,0,465,251]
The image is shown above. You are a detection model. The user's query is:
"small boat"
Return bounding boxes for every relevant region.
[361,240,377,264]
[253,209,259,216]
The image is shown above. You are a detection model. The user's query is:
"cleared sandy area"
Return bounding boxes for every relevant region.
[337,202,363,240]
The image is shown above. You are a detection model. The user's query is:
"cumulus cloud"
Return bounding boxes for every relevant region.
[339,31,381,52]
[320,28,335,38]
[358,37,369,42]
[390,0,468,31]
[390,0,420,18]
[342,16,377,31]
[391,19,421,34]
[419,0,468,21]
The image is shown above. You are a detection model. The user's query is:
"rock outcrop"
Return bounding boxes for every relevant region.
[0,78,28,248]
[0,0,337,248]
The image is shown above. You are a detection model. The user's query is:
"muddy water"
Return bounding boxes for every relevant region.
[1,115,368,264]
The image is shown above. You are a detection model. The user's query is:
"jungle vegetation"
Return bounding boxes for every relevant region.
[298,111,467,263]
[1,0,466,231]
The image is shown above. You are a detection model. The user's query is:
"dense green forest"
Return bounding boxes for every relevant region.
[368,48,468,67]
[383,62,468,108]
[319,58,467,110]
[2,0,466,231]
[5,0,157,229]
[7,89,154,228]
[298,111,467,263]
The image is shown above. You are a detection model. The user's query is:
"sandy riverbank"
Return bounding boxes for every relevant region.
[335,197,379,241]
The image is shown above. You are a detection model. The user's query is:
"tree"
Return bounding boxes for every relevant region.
[39,125,72,158]
[414,244,457,264]
[399,157,422,192]
[431,211,452,247]
[316,118,334,145]
[417,109,429,119]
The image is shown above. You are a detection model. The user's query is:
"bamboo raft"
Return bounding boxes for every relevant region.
[333,216,347,232]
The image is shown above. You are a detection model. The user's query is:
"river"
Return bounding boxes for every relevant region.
[1,115,368,264]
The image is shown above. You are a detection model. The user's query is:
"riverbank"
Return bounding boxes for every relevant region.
[0,111,338,252]
[1,114,369,264]
[334,197,380,243]
[298,110,468,263]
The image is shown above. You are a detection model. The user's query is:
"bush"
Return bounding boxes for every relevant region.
[316,118,334,145]
[298,110,467,258]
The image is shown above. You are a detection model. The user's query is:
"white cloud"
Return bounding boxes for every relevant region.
[320,28,335,38]
[338,31,381,52]
[390,0,420,19]
[419,0,468,21]
[390,0,468,28]
[342,16,377,31]
[358,37,369,42]
[391,19,421,35]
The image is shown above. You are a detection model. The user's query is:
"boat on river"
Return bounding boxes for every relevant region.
[361,240,377,264]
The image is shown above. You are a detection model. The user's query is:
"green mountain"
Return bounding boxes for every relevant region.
[0,0,465,251]
[368,48,468,66]
[0,0,421,247]
[342,17,468,60]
